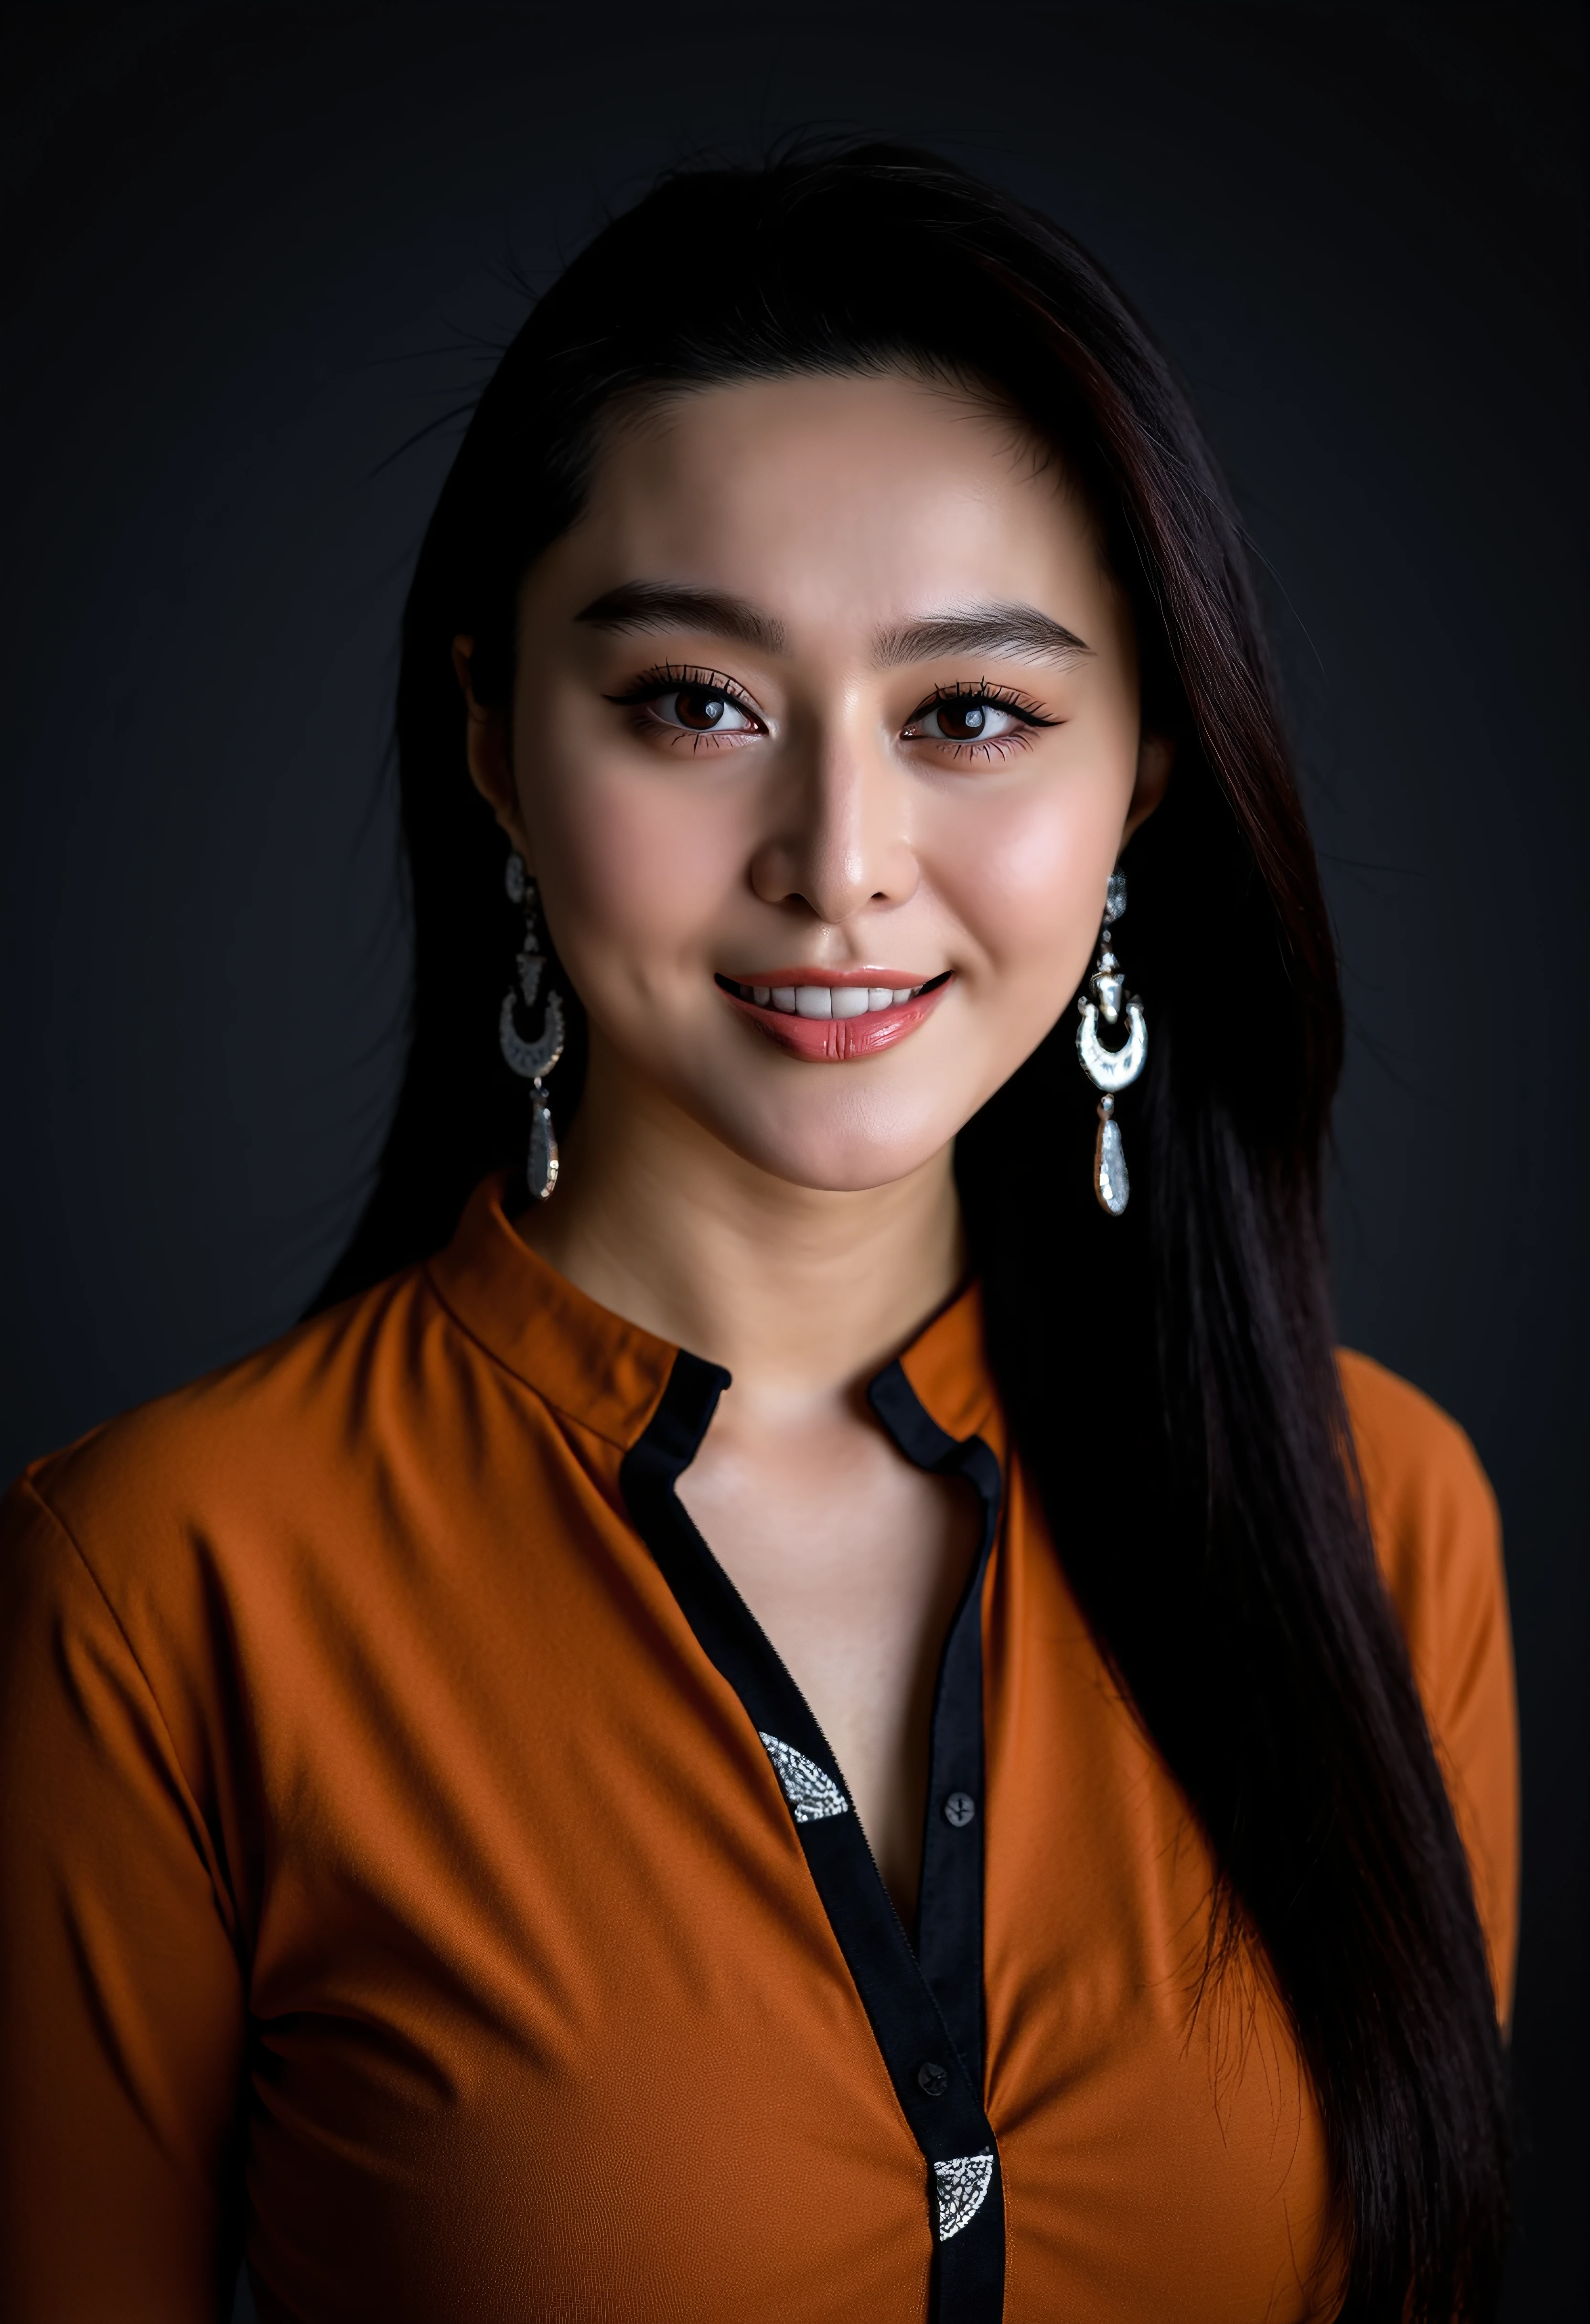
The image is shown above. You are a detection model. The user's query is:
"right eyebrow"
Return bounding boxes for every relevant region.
[574,581,790,656]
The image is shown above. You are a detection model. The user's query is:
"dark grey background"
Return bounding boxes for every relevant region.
[2,2,1583,2310]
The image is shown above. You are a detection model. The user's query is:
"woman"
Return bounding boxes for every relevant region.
[0,146,1514,2323]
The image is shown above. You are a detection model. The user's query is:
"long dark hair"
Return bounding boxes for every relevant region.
[321,145,1509,2317]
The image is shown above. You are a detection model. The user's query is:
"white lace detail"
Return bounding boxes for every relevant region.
[933,2152,995,2241]
[757,1732,849,1822]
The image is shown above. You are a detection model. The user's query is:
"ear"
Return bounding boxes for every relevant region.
[453,636,533,865]
[1121,727,1175,845]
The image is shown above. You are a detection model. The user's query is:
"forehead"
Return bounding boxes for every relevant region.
[547,370,1111,635]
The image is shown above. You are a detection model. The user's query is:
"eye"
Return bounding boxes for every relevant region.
[651,682,759,733]
[902,683,1054,755]
[605,666,765,743]
[913,696,1022,743]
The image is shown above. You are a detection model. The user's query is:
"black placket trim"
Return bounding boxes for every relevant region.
[865,1362,1002,2096]
[620,1348,1006,2324]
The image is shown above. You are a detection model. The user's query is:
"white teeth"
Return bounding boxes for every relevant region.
[741,979,931,1015]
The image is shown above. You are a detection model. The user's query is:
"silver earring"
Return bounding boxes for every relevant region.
[499,852,566,1200]
[1075,868,1147,1216]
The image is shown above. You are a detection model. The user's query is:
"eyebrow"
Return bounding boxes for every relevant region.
[573,581,1091,670]
[873,603,1092,668]
[574,581,790,656]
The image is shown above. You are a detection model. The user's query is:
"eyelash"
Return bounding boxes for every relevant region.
[603,666,1057,758]
[604,664,764,747]
[903,678,1057,760]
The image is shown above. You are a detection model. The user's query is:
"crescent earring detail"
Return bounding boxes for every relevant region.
[499,852,566,1201]
[1075,868,1147,1216]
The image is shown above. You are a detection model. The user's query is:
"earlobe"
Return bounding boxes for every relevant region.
[1122,729,1175,842]
[453,633,532,861]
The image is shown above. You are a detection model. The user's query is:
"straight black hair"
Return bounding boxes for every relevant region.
[321,143,1509,2317]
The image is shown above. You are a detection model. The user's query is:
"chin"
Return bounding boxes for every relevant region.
[701,1084,967,1194]
[764,1147,946,1195]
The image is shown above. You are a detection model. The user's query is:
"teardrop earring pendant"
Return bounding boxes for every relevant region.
[1075,868,1147,1216]
[498,852,567,1201]
[1093,1096,1129,1217]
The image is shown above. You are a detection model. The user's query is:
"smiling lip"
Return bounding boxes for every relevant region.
[715,968,953,1061]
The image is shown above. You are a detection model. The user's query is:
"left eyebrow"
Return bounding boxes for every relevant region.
[872,603,1093,668]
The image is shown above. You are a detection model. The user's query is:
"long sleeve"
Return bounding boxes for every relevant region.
[0,1474,247,2324]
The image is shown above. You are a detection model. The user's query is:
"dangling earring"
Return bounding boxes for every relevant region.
[498,852,566,1201]
[1075,868,1147,1216]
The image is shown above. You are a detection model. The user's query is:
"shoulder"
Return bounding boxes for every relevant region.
[3,1261,459,1614]
[1337,1349,1499,1572]
[1335,1348,1504,1698]
[0,1255,551,1812]
[1337,1345,1495,1533]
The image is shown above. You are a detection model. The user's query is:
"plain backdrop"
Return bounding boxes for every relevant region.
[2,3,1584,2311]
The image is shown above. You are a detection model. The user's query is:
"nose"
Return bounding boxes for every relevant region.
[748,717,919,926]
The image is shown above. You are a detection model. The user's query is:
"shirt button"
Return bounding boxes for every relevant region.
[916,2061,949,2098]
[944,1791,977,1828]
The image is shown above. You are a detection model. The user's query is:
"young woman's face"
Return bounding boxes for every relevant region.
[469,370,1169,1193]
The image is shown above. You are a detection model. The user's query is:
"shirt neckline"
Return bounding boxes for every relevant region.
[424,1172,1000,1453]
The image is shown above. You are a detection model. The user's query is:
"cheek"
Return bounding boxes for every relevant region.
[930,777,1121,1002]
[518,740,744,990]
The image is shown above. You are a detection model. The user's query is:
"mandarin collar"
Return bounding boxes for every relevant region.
[426,1173,999,1453]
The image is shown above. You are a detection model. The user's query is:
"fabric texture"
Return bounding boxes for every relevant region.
[0,1175,1517,2324]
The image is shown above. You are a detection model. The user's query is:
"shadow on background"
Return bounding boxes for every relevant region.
[3,4,1584,2310]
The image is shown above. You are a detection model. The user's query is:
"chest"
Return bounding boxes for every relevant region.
[675,1392,982,1917]
[236,1428,1333,2324]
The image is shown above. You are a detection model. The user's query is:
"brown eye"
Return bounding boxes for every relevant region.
[913,695,1022,745]
[639,682,758,735]
[673,684,730,730]
[935,699,990,741]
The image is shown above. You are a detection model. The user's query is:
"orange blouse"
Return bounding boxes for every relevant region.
[0,1175,1517,2324]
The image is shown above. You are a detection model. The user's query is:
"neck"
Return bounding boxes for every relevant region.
[514,1040,965,1406]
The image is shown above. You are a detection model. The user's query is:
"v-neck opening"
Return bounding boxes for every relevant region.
[619,1346,1006,2323]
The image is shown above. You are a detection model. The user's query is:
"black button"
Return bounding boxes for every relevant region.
[944,1791,977,1828]
[916,2061,949,2098]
